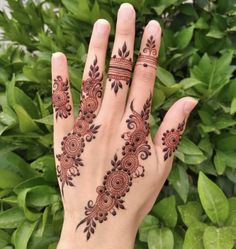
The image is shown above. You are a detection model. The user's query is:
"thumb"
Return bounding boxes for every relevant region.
[153,97,198,179]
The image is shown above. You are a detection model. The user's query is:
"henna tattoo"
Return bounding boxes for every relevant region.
[76,95,152,240]
[56,56,102,194]
[108,42,132,94]
[162,120,185,161]
[52,76,72,119]
[136,36,157,69]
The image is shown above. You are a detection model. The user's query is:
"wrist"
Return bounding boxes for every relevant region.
[57,213,137,249]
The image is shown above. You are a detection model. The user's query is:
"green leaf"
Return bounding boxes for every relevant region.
[6,76,39,119]
[14,220,38,249]
[34,114,53,126]
[178,201,203,227]
[157,67,176,86]
[0,230,10,248]
[62,0,91,23]
[91,0,101,22]
[198,172,229,225]
[198,136,213,157]
[203,226,235,249]
[195,17,209,29]
[31,155,57,183]
[0,152,35,179]
[26,185,59,207]
[35,207,49,237]
[179,78,203,90]
[0,208,25,229]
[214,150,226,175]
[14,87,40,119]
[183,222,207,249]
[17,188,42,222]
[147,228,174,249]
[159,84,181,97]
[48,242,58,249]
[14,104,41,133]
[173,231,183,249]
[152,88,165,109]
[0,169,23,189]
[152,196,177,228]
[14,177,47,194]
[175,152,207,165]
[230,97,236,115]
[139,215,159,242]
[168,164,189,202]
[190,52,234,97]
[216,135,236,151]
[225,197,236,226]
[153,0,178,15]
[178,137,204,156]
[206,29,225,39]
[176,26,194,49]
[0,110,17,135]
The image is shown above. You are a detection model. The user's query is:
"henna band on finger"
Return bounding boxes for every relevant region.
[136,35,158,70]
[108,42,133,94]
[108,57,132,81]
[136,54,157,69]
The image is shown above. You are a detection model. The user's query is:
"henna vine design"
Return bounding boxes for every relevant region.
[52,76,72,119]
[76,95,152,240]
[108,42,132,94]
[136,35,157,69]
[56,56,102,194]
[162,120,185,161]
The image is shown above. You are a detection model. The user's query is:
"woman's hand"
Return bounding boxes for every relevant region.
[52,3,197,249]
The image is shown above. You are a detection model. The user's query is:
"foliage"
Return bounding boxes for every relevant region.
[0,0,236,248]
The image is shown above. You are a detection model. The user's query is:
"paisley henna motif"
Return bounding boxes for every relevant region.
[136,36,157,69]
[162,120,185,161]
[76,95,152,240]
[108,42,132,94]
[52,76,72,119]
[56,56,102,194]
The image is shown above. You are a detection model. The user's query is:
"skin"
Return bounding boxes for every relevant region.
[52,3,198,249]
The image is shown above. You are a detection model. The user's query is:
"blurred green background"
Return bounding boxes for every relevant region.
[0,0,236,248]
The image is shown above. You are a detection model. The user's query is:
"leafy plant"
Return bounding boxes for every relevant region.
[0,0,236,249]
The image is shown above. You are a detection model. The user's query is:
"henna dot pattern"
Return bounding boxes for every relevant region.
[162,120,185,161]
[56,57,102,194]
[108,42,132,94]
[52,76,72,119]
[76,95,152,240]
[136,36,157,69]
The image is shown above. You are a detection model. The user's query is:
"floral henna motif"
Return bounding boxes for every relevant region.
[76,95,152,240]
[52,76,72,119]
[162,120,185,161]
[136,35,157,69]
[108,42,132,94]
[56,56,102,194]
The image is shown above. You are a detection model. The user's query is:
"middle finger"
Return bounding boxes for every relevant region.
[99,3,135,122]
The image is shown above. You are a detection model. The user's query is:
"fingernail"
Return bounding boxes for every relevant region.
[51,52,67,65]
[183,98,198,115]
[146,20,161,33]
[95,19,110,35]
[118,3,135,21]
[52,52,65,59]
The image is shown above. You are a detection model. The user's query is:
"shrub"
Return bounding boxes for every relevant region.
[0,0,236,249]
